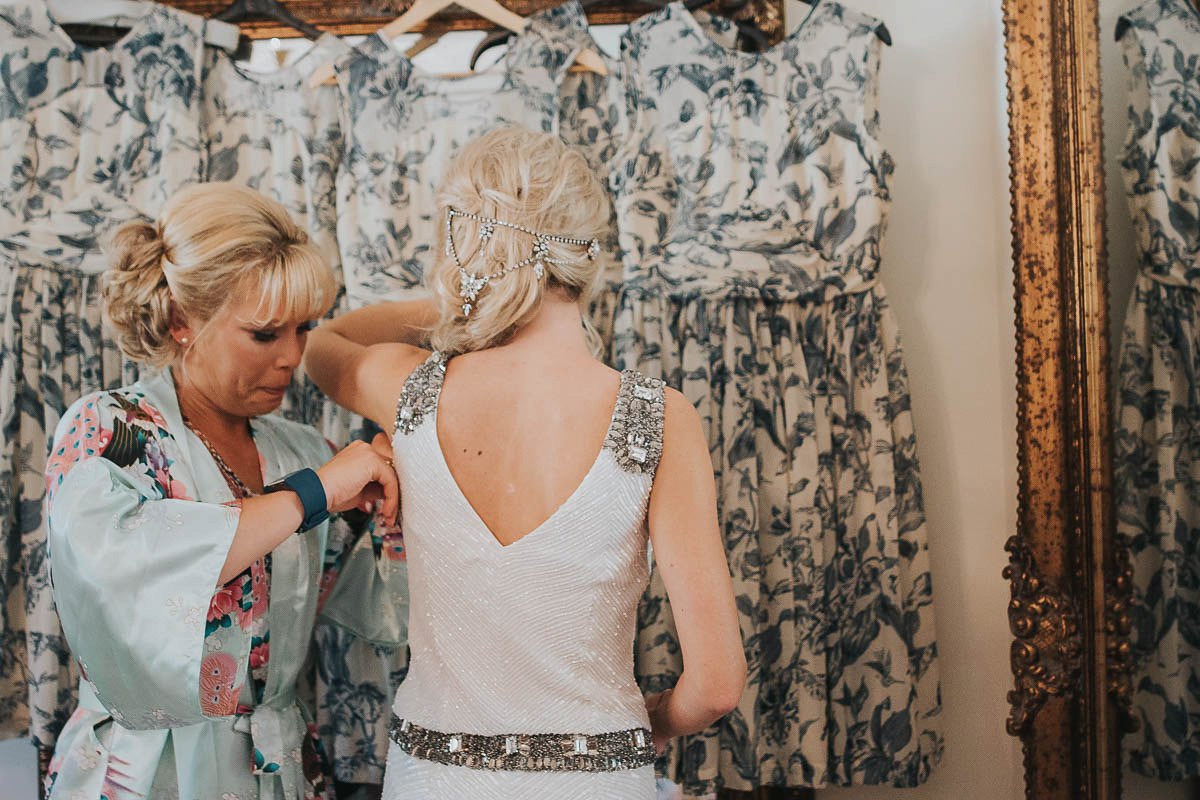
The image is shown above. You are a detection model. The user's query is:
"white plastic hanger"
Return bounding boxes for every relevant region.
[306,0,606,87]
[47,0,240,51]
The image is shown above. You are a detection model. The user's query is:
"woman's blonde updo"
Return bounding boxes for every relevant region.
[428,126,610,355]
[103,183,336,367]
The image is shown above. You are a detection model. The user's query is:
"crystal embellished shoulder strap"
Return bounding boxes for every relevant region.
[604,370,666,475]
[394,352,448,436]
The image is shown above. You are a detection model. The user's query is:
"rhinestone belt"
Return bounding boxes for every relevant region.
[389,715,657,772]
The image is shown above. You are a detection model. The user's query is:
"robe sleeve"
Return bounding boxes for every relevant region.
[316,504,409,648]
[45,391,248,729]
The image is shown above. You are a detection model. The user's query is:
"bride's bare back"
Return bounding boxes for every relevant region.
[435,344,620,547]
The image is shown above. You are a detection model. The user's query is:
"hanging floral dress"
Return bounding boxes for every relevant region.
[1115,0,1200,780]
[200,33,356,442]
[333,1,591,307]
[608,2,942,791]
[0,0,210,754]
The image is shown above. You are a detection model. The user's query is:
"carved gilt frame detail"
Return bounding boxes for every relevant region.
[1002,0,1131,798]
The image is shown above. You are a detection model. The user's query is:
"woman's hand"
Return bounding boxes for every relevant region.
[315,437,399,525]
[218,435,400,585]
[644,689,674,754]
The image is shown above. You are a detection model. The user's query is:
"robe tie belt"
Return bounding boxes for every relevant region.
[77,680,307,798]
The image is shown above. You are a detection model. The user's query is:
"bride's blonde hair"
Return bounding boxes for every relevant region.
[427,126,610,355]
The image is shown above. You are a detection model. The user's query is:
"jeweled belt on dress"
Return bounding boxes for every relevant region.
[389,714,657,772]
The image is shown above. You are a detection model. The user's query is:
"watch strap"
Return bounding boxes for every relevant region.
[265,467,330,532]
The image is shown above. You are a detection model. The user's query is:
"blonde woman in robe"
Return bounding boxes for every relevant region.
[44,184,407,800]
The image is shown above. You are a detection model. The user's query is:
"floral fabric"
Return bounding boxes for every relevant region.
[606,3,942,791]
[1116,0,1200,780]
[333,1,588,307]
[0,0,208,752]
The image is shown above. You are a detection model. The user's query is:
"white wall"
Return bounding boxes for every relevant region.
[0,2,1027,798]
[1102,0,1194,797]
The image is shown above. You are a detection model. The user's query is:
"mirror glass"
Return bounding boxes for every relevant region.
[1105,0,1200,797]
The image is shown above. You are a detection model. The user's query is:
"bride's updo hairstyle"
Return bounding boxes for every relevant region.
[103,183,336,367]
[428,126,609,355]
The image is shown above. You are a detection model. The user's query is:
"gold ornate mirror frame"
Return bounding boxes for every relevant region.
[1002,1,1128,798]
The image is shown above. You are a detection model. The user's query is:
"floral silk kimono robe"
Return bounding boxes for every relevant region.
[41,369,408,800]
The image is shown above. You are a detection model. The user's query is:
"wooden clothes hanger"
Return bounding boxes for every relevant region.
[212,0,324,40]
[307,0,607,87]
[469,27,515,70]
[404,31,443,58]
[47,0,239,50]
[470,0,611,70]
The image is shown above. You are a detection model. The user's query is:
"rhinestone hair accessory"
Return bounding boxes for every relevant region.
[445,206,600,317]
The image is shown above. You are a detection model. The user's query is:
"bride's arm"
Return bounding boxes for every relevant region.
[644,389,746,750]
[323,298,438,347]
[306,302,433,429]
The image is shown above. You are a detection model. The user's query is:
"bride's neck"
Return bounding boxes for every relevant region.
[500,291,592,361]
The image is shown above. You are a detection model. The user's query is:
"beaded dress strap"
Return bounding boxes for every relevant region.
[394,352,448,436]
[604,370,666,475]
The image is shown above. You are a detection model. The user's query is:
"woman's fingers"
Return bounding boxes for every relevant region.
[370,431,393,460]
[356,482,383,513]
[373,453,400,524]
[318,439,399,522]
[369,432,399,523]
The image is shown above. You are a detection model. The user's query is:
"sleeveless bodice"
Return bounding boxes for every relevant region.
[1119,0,1200,286]
[0,1,208,272]
[611,0,891,300]
[389,353,665,736]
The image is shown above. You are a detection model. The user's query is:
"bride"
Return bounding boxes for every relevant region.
[306,126,745,799]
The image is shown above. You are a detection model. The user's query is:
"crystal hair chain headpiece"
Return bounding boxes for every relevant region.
[445,207,599,317]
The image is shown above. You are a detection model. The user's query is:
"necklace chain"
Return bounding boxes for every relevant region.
[183,417,257,498]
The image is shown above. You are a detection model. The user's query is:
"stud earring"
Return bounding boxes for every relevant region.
[180,337,189,345]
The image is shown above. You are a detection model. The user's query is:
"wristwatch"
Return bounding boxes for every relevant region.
[264,468,330,532]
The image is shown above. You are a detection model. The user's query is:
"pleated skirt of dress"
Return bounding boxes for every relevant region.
[0,248,139,746]
[597,280,942,792]
[1116,270,1200,780]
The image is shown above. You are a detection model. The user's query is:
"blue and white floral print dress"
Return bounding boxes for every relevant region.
[546,1,624,353]
[0,0,210,753]
[607,2,942,792]
[1115,0,1200,780]
[333,1,589,307]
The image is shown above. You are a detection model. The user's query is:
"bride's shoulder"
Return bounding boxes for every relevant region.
[361,343,435,383]
[350,344,437,427]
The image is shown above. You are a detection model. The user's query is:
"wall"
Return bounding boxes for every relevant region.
[0,1,1025,798]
